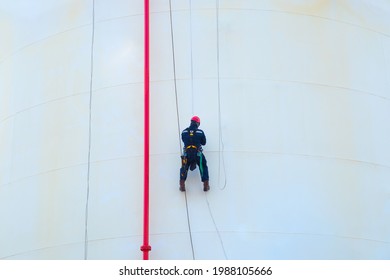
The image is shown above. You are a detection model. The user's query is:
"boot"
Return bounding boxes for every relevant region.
[203,180,210,192]
[179,180,185,192]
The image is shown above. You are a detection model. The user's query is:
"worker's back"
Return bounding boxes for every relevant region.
[181,123,206,150]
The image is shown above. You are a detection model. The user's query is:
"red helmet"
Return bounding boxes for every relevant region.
[191,116,200,124]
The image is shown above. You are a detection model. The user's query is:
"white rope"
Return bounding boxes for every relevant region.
[84,0,95,260]
[216,0,227,190]
[170,0,195,260]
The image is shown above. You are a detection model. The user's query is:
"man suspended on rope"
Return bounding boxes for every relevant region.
[180,116,210,192]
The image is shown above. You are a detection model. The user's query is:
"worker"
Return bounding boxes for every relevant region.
[179,116,210,192]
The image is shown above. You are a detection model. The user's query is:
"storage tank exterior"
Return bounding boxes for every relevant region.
[1,0,389,259]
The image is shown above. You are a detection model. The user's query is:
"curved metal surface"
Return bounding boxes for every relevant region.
[0,0,390,259]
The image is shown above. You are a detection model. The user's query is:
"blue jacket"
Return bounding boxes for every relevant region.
[181,123,206,151]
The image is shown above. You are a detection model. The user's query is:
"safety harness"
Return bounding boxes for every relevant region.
[181,129,204,175]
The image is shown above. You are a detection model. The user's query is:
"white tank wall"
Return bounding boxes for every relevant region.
[1,0,390,259]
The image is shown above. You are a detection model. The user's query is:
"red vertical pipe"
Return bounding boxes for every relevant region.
[140,0,151,260]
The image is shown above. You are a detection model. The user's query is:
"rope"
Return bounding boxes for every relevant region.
[169,0,182,153]
[205,193,228,259]
[169,0,228,260]
[169,0,195,260]
[198,0,228,260]
[189,0,195,115]
[184,192,195,259]
[84,0,95,260]
[216,0,227,190]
